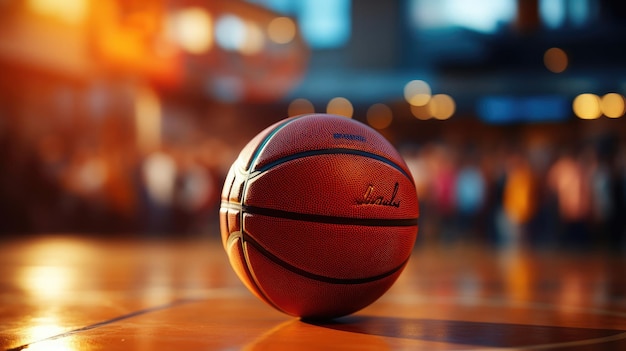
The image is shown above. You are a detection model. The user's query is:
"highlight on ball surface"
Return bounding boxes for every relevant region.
[220,113,419,319]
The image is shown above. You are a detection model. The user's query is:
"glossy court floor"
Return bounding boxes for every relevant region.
[1,233,625,350]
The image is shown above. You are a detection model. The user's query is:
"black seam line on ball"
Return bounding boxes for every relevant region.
[221,202,419,227]
[254,148,413,182]
[245,116,304,171]
[228,232,290,315]
[243,234,410,285]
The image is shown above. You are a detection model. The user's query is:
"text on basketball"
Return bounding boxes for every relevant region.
[356,182,400,208]
[333,133,366,142]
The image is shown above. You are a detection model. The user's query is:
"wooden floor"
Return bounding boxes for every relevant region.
[1,233,625,350]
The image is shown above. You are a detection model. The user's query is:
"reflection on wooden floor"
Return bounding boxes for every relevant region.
[0,234,624,350]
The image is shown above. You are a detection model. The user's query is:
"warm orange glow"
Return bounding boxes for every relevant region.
[544,47,568,73]
[135,87,162,152]
[24,320,76,351]
[600,93,625,118]
[404,80,431,106]
[92,1,179,80]
[428,94,455,120]
[288,98,315,116]
[326,97,353,118]
[366,103,393,129]
[20,266,73,300]
[503,163,536,224]
[142,152,177,206]
[28,0,88,25]
[17,239,90,351]
[170,8,213,54]
[573,93,601,120]
[241,22,265,55]
[268,17,297,44]
[548,156,591,221]
[410,104,431,120]
[501,250,532,302]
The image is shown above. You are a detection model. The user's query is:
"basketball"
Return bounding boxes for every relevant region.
[219,113,419,319]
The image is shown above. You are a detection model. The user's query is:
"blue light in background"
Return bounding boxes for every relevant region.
[442,0,515,33]
[540,0,595,29]
[410,0,516,34]
[299,0,351,49]
[247,0,351,49]
[477,95,570,124]
[540,0,566,29]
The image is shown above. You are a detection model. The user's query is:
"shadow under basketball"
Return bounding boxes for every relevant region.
[306,315,626,349]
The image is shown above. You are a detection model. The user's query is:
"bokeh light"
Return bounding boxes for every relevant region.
[135,86,162,152]
[20,266,74,300]
[28,0,88,25]
[544,47,568,73]
[215,14,247,52]
[404,80,431,106]
[268,17,297,44]
[326,97,353,118]
[170,8,213,54]
[366,103,393,129]
[215,15,265,55]
[410,104,431,120]
[288,98,315,116]
[241,21,264,55]
[428,94,456,120]
[24,322,75,351]
[573,93,602,120]
[600,93,625,118]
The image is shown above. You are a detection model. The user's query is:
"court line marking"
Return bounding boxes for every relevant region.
[6,299,196,351]
[5,288,245,351]
[8,290,625,350]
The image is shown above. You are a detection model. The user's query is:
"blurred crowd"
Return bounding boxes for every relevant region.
[1,110,625,252]
[0,128,229,236]
[402,135,626,251]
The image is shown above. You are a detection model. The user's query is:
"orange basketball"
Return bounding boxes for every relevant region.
[220,114,419,319]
